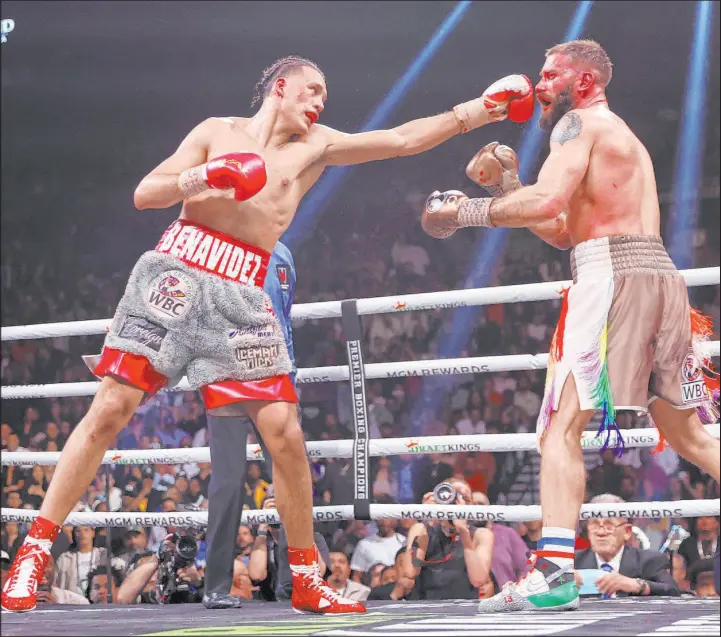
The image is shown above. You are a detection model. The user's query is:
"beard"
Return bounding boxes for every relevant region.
[539,90,573,132]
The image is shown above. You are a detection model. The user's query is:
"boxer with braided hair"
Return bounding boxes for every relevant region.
[251,56,324,108]
[3,54,534,615]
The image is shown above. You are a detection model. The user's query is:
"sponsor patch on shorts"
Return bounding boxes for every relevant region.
[228,323,275,344]
[228,324,275,346]
[145,270,194,320]
[119,315,167,352]
[264,297,275,315]
[234,344,280,371]
[680,353,707,405]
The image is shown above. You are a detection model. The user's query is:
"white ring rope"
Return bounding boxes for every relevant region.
[2,340,718,399]
[2,424,718,466]
[2,267,718,341]
[2,499,718,528]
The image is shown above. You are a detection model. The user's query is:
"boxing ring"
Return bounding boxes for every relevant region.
[2,267,720,636]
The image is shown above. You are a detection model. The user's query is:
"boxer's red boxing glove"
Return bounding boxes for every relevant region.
[453,75,534,133]
[206,153,267,200]
[178,152,267,201]
[482,74,534,123]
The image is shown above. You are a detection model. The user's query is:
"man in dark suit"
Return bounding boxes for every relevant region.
[575,494,680,597]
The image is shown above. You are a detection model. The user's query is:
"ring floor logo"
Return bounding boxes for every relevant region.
[142,608,650,636]
[143,611,438,636]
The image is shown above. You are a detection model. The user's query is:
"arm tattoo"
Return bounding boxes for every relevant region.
[550,112,582,145]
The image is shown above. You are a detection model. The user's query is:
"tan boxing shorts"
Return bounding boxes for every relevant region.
[536,235,718,454]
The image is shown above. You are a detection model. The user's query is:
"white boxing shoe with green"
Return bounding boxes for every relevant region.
[477,556,579,613]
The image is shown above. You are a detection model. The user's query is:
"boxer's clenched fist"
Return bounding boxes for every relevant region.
[482,75,534,123]
[453,75,534,133]
[466,142,522,197]
[178,152,267,201]
[421,190,467,239]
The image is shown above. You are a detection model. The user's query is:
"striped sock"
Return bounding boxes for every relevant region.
[537,527,576,569]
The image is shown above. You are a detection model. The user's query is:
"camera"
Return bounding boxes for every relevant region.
[432,482,487,529]
[433,482,457,504]
[156,533,202,604]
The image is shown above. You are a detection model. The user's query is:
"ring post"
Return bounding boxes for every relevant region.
[342,299,371,521]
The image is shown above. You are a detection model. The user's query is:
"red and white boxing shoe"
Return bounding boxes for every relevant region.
[289,546,366,614]
[1,517,59,613]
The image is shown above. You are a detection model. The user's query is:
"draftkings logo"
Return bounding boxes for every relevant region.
[1,19,14,44]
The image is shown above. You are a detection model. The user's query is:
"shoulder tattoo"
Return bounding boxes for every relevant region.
[550,112,582,145]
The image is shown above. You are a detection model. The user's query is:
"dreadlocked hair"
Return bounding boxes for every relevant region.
[251,55,324,107]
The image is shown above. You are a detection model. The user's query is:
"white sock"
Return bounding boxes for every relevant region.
[537,526,575,569]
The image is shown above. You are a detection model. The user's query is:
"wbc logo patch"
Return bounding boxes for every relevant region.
[680,353,706,406]
[145,270,194,320]
[276,264,290,291]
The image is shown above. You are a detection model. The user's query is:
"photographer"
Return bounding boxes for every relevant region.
[116,533,203,604]
[403,479,494,599]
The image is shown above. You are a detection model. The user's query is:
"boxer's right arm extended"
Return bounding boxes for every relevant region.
[319,75,534,166]
[133,119,267,209]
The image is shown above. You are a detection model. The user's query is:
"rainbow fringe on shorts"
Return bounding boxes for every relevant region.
[539,287,623,456]
[538,288,569,447]
[582,323,623,457]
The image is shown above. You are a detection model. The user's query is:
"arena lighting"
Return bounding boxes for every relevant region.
[668,0,714,270]
[282,1,472,248]
[412,1,595,426]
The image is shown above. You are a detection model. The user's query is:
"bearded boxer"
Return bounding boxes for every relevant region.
[2,55,534,614]
[420,40,719,613]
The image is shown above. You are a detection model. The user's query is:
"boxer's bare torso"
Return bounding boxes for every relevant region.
[181,117,332,252]
[135,64,527,252]
[554,105,660,246]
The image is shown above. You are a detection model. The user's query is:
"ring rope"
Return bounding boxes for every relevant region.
[2,499,718,528]
[2,424,718,466]
[2,266,718,341]
[2,340,718,399]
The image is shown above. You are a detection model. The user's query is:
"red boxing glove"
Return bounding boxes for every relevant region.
[178,152,267,201]
[482,74,534,123]
[205,153,267,201]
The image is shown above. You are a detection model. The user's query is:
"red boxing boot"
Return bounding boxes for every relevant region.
[289,545,366,614]
[1,517,59,612]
